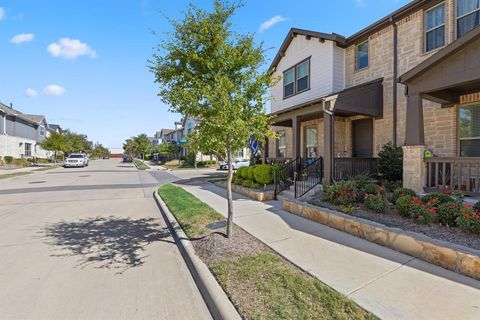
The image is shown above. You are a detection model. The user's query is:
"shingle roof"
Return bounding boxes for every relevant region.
[0,102,46,125]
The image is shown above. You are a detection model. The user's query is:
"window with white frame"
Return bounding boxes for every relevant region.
[277,131,286,158]
[283,68,295,98]
[356,41,369,70]
[457,0,480,38]
[459,104,480,157]
[39,126,46,136]
[425,3,445,52]
[25,143,32,157]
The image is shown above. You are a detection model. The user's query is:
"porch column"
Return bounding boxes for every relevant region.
[292,116,301,159]
[323,109,334,184]
[403,93,426,193]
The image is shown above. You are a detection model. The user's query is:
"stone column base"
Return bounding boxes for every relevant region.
[403,145,426,193]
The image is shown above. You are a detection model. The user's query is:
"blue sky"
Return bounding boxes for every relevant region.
[0,0,410,149]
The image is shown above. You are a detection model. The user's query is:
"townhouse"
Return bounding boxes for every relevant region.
[0,103,51,158]
[266,0,480,195]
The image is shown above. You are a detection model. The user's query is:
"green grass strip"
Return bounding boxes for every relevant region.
[32,166,60,172]
[133,159,150,170]
[158,184,224,237]
[212,253,377,320]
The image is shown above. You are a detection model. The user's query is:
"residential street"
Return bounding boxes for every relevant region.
[0,159,211,320]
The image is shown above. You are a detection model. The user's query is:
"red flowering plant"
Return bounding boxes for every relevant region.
[436,202,461,226]
[407,196,437,224]
[456,204,480,234]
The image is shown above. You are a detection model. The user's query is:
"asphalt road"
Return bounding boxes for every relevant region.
[0,159,211,320]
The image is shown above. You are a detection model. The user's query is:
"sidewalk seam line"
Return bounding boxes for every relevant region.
[346,257,417,296]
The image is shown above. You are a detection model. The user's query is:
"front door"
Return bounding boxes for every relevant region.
[352,119,373,158]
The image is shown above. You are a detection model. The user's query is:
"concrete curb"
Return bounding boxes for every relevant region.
[153,191,241,320]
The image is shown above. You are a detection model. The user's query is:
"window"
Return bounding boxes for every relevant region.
[459,104,480,157]
[277,131,286,158]
[296,60,310,92]
[234,149,244,159]
[283,68,295,98]
[25,143,32,157]
[356,41,369,70]
[425,4,445,52]
[39,126,45,136]
[457,0,480,38]
[304,126,318,160]
[283,58,310,98]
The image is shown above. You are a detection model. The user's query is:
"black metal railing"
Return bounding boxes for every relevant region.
[425,157,480,195]
[333,157,377,181]
[273,157,299,199]
[294,157,323,198]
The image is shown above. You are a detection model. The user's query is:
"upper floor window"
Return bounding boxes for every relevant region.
[425,3,445,52]
[283,58,310,98]
[356,41,369,70]
[459,104,480,157]
[296,60,310,92]
[39,126,45,136]
[457,0,480,38]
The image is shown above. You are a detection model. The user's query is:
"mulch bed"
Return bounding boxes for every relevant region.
[191,226,271,266]
[307,192,480,251]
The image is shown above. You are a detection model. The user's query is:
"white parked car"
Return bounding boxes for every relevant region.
[64,153,89,168]
[219,159,250,170]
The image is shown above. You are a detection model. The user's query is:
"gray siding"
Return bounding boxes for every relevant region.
[5,117,37,140]
[0,115,4,133]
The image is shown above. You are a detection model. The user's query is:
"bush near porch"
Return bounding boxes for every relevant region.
[233,164,280,190]
[322,179,480,235]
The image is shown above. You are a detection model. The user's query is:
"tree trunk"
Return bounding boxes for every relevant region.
[226,149,234,239]
[54,151,57,164]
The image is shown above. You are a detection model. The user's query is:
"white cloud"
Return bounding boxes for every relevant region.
[43,85,66,96]
[0,7,5,21]
[47,38,97,59]
[25,88,38,97]
[10,33,34,44]
[259,15,287,33]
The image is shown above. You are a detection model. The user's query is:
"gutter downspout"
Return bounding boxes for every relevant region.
[391,16,398,146]
[322,98,335,183]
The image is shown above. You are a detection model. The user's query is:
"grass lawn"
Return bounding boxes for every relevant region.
[158,184,376,320]
[158,184,224,237]
[0,171,32,180]
[133,159,150,170]
[162,159,217,170]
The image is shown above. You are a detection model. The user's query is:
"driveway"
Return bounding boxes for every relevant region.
[0,159,211,320]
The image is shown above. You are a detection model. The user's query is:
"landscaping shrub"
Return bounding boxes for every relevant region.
[353,172,373,189]
[240,166,250,179]
[421,192,456,207]
[339,204,355,214]
[407,196,437,224]
[323,180,358,206]
[242,179,254,188]
[396,195,415,217]
[232,176,244,185]
[437,202,460,226]
[392,187,416,204]
[474,201,480,212]
[363,183,378,195]
[364,194,389,214]
[380,180,402,192]
[4,156,13,164]
[253,164,273,185]
[0,159,4,166]
[377,142,403,182]
[186,151,196,167]
[456,205,480,234]
[12,158,30,167]
[247,165,257,180]
[452,190,464,200]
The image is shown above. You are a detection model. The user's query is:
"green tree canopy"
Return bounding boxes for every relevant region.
[150,0,275,237]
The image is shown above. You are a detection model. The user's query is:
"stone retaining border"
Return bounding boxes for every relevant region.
[282,198,480,280]
[214,181,274,202]
[153,191,242,320]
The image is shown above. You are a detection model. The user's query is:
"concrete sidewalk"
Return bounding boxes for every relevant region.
[177,180,480,320]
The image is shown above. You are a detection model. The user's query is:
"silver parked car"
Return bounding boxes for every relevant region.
[219,159,250,170]
[64,153,89,168]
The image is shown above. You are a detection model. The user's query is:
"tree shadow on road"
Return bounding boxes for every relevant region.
[41,216,172,274]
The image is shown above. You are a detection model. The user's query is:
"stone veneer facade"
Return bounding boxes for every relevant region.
[268,0,480,161]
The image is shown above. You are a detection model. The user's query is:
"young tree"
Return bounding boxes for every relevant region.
[133,134,152,159]
[40,132,67,163]
[150,0,274,238]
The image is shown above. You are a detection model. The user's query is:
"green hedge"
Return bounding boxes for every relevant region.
[233,164,276,188]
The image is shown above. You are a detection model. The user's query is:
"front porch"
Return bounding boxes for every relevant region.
[265,78,383,189]
[400,26,480,196]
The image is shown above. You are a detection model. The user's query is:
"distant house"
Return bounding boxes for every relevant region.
[0,103,50,158]
[47,124,63,134]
